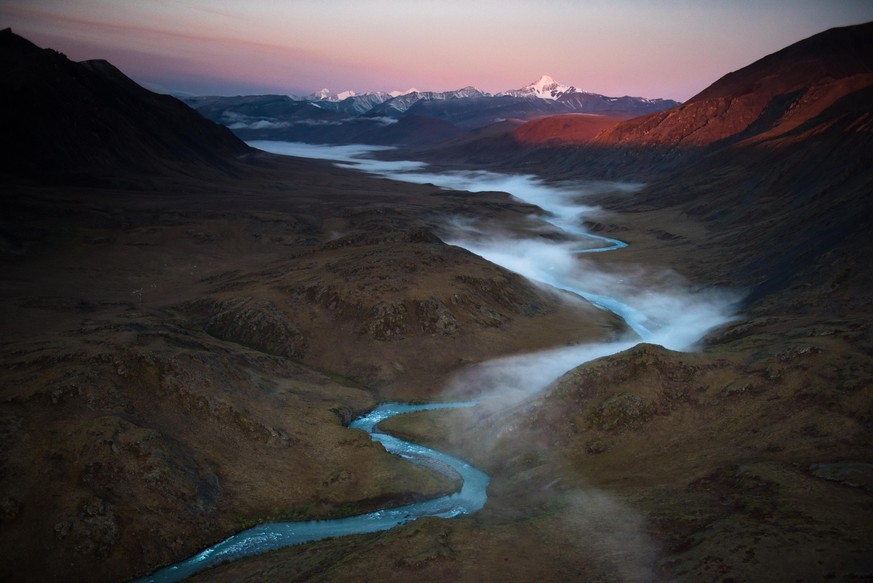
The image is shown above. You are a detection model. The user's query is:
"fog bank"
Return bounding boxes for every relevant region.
[250,140,741,403]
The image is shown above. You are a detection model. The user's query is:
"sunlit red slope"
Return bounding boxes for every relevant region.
[512,113,623,145]
[594,21,873,148]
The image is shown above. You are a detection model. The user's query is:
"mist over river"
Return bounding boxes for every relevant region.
[248,141,739,404]
[136,141,739,581]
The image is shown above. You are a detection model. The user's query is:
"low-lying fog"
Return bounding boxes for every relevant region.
[251,141,741,404]
[250,140,739,574]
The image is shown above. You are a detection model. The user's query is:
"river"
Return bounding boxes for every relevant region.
[135,402,488,583]
[134,141,737,581]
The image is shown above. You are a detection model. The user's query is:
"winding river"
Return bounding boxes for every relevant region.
[136,403,489,583]
[135,142,736,581]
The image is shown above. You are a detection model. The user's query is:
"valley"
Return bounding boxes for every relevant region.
[1,21,872,583]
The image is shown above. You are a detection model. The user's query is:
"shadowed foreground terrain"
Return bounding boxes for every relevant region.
[3,163,622,583]
[2,22,873,583]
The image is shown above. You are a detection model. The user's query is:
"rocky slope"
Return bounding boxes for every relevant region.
[602,24,873,312]
[362,334,873,582]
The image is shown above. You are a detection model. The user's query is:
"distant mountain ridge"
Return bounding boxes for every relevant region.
[293,74,653,105]
[184,75,679,145]
[365,86,490,115]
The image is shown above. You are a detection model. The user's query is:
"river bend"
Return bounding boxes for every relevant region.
[136,402,488,583]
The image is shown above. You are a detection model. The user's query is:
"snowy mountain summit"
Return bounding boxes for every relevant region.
[308,75,581,104]
[500,75,580,100]
[307,88,358,102]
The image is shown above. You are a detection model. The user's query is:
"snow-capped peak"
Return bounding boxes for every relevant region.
[389,88,419,98]
[532,74,559,90]
[307,88,358,102]
[308,88,332,101]
[499,75,580,100]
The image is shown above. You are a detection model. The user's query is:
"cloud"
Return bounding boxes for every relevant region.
[249,141,428,172]
[224,115,399,132]
[247,141,393,161]
[228,119,292,130]
[444,225,739,351]
[550,486,660,580]
[361,116,399,126]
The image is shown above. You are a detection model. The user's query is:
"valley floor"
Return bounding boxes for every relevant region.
[1,147,871,582]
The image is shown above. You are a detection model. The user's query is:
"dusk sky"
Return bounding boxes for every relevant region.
[3,1,872,101]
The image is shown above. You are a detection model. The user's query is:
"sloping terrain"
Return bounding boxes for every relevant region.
[595,21,873,148]
[513,113,624,145]
[0,28,251,185]
[0,31,623,582]
[600,24,873,310]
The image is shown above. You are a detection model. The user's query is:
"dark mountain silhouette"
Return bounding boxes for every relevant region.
[0,28,251,185]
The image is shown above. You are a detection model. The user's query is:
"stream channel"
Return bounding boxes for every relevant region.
[135,142,736,582]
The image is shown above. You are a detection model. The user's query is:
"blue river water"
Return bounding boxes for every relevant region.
[135,402,489,583]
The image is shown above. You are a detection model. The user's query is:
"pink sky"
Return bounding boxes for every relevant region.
[2,0,872,101]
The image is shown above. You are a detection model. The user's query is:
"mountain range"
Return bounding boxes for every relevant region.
[298,74,665,106]
[182,75,679,145]
[1,21,872,583]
